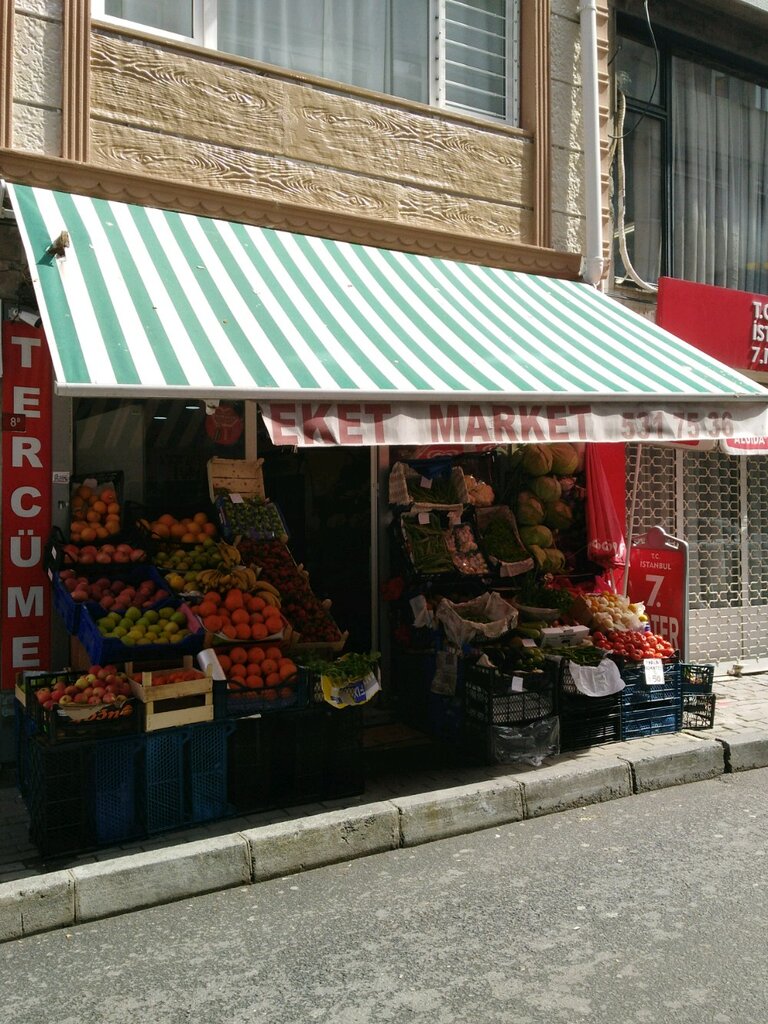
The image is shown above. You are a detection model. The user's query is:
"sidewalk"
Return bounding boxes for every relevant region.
[1,671,767,942]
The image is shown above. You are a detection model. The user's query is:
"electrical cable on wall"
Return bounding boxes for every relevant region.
[613,90,658,293]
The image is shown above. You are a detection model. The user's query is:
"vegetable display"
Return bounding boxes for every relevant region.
[445,523,488,575]
[516,577,574,613]
[479,511,529,563]
[303,651,380,684]
[579,592,647,632]
[218,497,287,539]
[406,475,461,506]
[401,516,454,574]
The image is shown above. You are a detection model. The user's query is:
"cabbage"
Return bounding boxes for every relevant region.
[544,499,573,530]
[519,525,554,548]
[549,443,579,475]
[521,444,554,476]
[530,475,561,503]
[516,491,545,526]
[543,547,566,572]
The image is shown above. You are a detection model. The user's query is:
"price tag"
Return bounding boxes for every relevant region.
[52,471,70,485]
[643,659,665,686]
[510,676,525,692]
[230,492,244,503]
[448,511,462,526]
[419,476,433,489]
[521,638,537,648]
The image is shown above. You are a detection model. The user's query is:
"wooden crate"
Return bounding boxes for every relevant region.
[128,663,214,732]
[207,457,265,502]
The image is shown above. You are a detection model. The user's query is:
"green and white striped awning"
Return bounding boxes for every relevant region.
[8,183,768,446]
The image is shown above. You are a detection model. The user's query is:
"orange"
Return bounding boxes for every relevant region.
[181,532,197,543]
[204,590,222,606]
[278,660,297,680]
[158,513,175,526]
[235,623,252,640]
[202,522,217,537]
[100,489,117,504]
[229,663,246,680]
[193,512,209,525]
[91,499,107,515]
[202,614,223,633]
[265,646,283,662]
[264,616,283,636]
[170,523,186,539]
[223,588,244,612]
[229,646,248,665]
[249,611,264,625]
[79,527,96,542]
[231,608,249,625]
[247,595,266,613]
[196,601,217,619]
[265,672,281,687]
[217,653,232,674]
[153,523,170,539]
[86,509,101,523]
[76,485,93,500]
[261,658,277,675]
[247,646,265,664]
[220,624,237,640]
[107,502,120,516]
[250,623,268,641]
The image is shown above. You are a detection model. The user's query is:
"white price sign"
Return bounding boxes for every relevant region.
[643,659,666,686]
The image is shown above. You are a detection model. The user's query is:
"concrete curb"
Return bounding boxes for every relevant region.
[0,731,740,943]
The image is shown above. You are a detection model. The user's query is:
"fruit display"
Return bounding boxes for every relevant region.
[61,541,147,565]
[216,496,288,540]
[58,569,171,611]
[194,541,261,591]
[575,591,647,632]
[216,644,297,693]
[69,481,122,543]
[194,587,286,642]
[93,605,196,646]
[31,665,133,711]
[139,511,218,542]
[592,629,675,661]
[128,667,208,687]
[281,591,344,646]
[154,537,229,591]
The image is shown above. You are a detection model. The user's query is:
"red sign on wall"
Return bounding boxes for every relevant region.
[1,322,52,689]
[657,276,768,375]
[627,527,689,660]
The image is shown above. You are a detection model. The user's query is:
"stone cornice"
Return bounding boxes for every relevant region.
[0,149,583,279]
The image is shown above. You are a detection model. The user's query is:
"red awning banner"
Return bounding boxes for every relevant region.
[585,445,627,570]
[260,399,768,448]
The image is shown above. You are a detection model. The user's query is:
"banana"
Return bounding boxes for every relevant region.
[253,579,281,598]
[260,592,281,609]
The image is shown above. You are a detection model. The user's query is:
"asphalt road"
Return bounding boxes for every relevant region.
[2,768,767,1024]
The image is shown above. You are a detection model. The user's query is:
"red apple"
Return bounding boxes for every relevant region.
[64,685,78,697]
[102,692,116,704]
[35,688,52,704]
[87,695,102,705]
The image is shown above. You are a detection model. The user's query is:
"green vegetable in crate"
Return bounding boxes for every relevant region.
[480,514,529,562]
[221,497,286,538]
[516,491,545,526]
[517,577,574,612]
[530,475,561,504]
[303,651,380,683]
[406,474,459,505]
[402,516,454,574]
[545,643,604,665]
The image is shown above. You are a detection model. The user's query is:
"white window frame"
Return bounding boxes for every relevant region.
[93,0,520,125]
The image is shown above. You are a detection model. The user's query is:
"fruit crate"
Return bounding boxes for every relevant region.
[140,728,187,834]
[680,663,715,694]
[213,674,309,718]
[463,662,557,726]
[90,734,145,845]
[619,661,681,707]
[128,663,214,732]
[214,494,289,543]
[620,698,683,741]
[682,692,716,730]
[51,563,174,635]
[44,523,153,574]
[26,737,94,857]
[77,601,204,665]
[207,456,266,502]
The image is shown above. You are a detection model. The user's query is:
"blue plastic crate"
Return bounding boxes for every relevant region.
[620,661,681,707]
[141,729,187,834]
[620,698,683,740]
[90,735,144,844]
[185,721,235,824]
[77,601,204,664]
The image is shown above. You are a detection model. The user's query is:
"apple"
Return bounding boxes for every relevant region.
[58,694,73,705]
[43,700,54,711]
[93,686,106,699]
[82,686,94,699]
[87,695,101,704]
[73,693,88,704]
[35,688,52,704]
[102,692,116,704]
[64,685,78,697]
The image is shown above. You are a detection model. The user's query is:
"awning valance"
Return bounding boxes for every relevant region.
[8,183,768,446]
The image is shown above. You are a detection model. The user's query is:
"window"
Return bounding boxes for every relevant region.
[97,0,520,124]
[614,29,768,293]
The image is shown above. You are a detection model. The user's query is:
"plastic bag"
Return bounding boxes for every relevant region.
[430,649,459,695]
[490,715,560,766]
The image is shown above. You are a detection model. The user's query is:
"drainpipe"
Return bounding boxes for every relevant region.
[578,0,606,287]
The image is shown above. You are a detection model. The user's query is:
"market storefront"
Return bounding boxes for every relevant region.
[4,183,768,857]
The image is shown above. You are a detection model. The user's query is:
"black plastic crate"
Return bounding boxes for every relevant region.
[227,716,276,813]
[464,663,556,726]
[680,664,714,694]
[682,692,716,730]
[267,705,365,806]
[213,674,308,719]
[26,739,92,858]
[558,691,622,751]
[90,735,144,845]
[620,698,683,741]
[619,661,681,707]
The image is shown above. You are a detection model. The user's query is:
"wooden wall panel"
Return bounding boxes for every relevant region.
[89,121,532,244]
[89,31,533,237]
